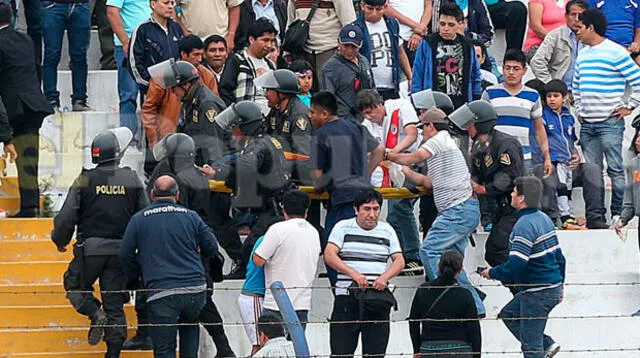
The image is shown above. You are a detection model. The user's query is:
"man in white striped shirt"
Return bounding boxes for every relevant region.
[386,108,485,317]
[573,8,640,218]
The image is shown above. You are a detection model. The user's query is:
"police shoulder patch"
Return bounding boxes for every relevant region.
[192,109,198,123]
[500,153,511,166]
[484,154,493,167]
[206,109,217,123]
[296,117,308,131]
[283,120,290,133]
[271,138,283,149]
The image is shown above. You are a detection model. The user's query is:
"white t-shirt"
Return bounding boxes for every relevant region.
[366,19,395,89]
[254,218,320,311]
[388,0,425,40]
[421,131,472,211]
[328,218,402,296]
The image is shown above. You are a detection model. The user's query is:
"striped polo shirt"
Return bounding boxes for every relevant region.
[328,218,402,296]
[421,131,472,212]
[573,39,640,121]
[482,84,543,160]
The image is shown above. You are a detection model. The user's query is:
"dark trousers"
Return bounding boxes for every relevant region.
[419,194,438,235]
[13,131,40,210]
[329,295,391,358]
[148,292,206,358]
[485,204,517,267]
[200,280,234,354]
[572,163,606,225]
[63,251,128,346]
[403,42,417,68]
[323,202,356,287]
[487,0,527,50]
[11,0,42,78]
[89,0,115,69]
[210,192,244,262]
[134,290,149,337]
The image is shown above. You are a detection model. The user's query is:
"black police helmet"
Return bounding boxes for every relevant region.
[256,69,301,94]
[148,59,200,89]
[217,101,265,136]
[91,127,133,164]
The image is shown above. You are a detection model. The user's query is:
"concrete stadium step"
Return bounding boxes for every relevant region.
[0,240,71,261]
[0,262,67,285]
[0,219,54,240]
[0,176,20,197]
[0,196,46,217]
[4,352,155,358]
[0,305,136,328]
[0,284,84,306]
[0,327,138,354]
[56,70,119,112]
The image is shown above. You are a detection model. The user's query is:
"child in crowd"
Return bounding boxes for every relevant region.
[540,80,585,230]
[237,236,266,355]
[288,60,313,107]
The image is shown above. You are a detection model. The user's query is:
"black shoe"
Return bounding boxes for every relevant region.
[105,341,124,358]
[223,260,246,280]
[122,335,153,350]
[215,348,236,357]
[72,99,92,112]
[400,260,423,276]
[88,310,108,346]
[587,219,609,229]
[11,208,39,218]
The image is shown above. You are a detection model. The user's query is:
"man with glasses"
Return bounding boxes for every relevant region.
[411,2,483,109]
[482,49,553,178]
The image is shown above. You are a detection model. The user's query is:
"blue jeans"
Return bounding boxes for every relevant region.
[323,201,356,288]
[421,199,485,316]
[147,292,206,358]
[499,285,563,358]
[580,117,625,216]
[114,45,139,135]
[386,198,420,261]
[41,1,89,103]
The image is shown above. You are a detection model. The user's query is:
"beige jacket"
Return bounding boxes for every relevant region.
[530,25,576,84]
[287,0,356,53]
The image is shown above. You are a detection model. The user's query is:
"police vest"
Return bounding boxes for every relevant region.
[76,166,145,240]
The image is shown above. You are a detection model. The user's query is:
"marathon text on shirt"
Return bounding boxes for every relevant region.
[143,205,189,216]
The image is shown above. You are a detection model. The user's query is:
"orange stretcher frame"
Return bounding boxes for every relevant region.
[208,180,428,200]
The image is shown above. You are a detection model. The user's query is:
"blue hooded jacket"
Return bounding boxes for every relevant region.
[532,105,576,164]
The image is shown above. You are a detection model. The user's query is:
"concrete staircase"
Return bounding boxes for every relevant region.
[0,218,153,357]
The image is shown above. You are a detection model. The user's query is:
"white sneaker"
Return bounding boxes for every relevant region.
[545,342,560,358]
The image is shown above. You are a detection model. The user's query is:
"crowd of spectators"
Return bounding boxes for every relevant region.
[5,0,640,356]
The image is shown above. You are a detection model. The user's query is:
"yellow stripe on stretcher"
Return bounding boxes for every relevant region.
[208,180,428,200]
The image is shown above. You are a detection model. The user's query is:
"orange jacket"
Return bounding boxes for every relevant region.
[141,64,219,147]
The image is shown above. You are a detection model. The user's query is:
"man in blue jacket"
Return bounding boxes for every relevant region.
[353,0,413,100]
[129,0,184,95]
[411,2,482,109]
[481,176,566,358]
[120,175,219,358]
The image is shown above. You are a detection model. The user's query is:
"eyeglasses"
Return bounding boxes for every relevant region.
[503,65,523,72]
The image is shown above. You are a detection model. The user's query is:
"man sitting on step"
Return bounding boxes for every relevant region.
[51,127,149,357]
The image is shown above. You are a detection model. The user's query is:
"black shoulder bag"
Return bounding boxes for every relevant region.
[282,0,321,55]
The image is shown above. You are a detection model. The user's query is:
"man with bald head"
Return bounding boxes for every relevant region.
[120,175,219,358]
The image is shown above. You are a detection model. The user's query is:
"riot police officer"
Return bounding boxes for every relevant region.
[51,127,149,357]
[124,133,237,357]
[199,101,290,272]
[260,69,313,184]
[148,58,231,167]
[450,100,525,268]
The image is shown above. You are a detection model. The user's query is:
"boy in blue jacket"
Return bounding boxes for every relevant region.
[536,79,607,229]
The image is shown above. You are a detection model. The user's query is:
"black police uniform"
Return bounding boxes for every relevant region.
[52,164,148,350]
[470,130,524,267]
[216,133,290,263]
[180,81,231,167]
[266,95,313,184]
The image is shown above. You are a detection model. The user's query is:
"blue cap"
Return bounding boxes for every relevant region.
[339,24,364,48]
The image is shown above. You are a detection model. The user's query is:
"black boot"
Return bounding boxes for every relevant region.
[122,335,153,350]
[105,340,124,358]
[88,310,108,345]
[11,207,39,218]
[213,335,236,358]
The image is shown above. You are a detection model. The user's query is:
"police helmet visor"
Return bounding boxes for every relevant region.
[109,127,134,153]
[148,59,179,89]
[253,70,278,91]
[449,104,476,130]
[410,90,454,113]
[215,104,242,131]
[152,134,173,161]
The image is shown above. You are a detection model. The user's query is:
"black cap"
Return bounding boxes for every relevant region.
[363,0,386,6]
